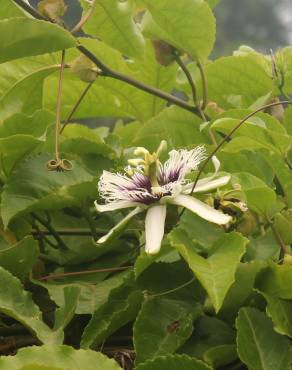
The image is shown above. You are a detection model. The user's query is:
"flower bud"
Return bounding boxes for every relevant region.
[152,40,176,66]
[70,55,99,83]
[38,0,67,23]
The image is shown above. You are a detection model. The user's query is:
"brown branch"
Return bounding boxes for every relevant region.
[60,81,94,134]
[12,0,201,117]
[38,266,132,281]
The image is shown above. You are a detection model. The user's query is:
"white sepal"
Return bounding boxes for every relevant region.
[170,194,232,225]
[97,207,143,244]
[145,205,167,254]
[183,175,231,194]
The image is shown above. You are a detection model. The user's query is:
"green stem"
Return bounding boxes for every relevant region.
[179,99,292,217]
[174,53,198,106]
[196,59,208,110]
[31,212,68,251]
[146,277,195,298]
[71,0,96,34]
[55,50,66,161]
[82,205,98,240]
[60,81,93,134]
[38,266,132,281]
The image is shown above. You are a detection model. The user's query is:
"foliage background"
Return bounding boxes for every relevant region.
[0,0,291,369]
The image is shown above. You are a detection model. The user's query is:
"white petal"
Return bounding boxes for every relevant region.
[94,200,140,213]
[212,156,221,174]
[145,205,167,255]
[97,207,143,244]
[183,175,231,193]
[170,194,232,225]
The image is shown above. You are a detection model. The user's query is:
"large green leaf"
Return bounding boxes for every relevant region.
[236,307,290,370]
[0,345,122,370]
[205,56,273,109]
[203,345,237,368]
[232,172,277,216]
[79,0,144,58]
[260,293,292,338]
[36,270,132,315]
[169,231,247,312]
[134,296,201,364]
[0,18,76,64]
[0,109,54,137]
[81,273,142,348]
[212,117,291,155]
[180,315,235,359]
[177,210,224,252]
[0,0,28,19]
[0,236,39,280]
[0,110,54,178]
[135,355,212,370]
[1,153,95,227]
[53,286,80,339]
[133,106,208,151]
[0,65,59,121]
[142,0,216,60]
[219,262,263,320]
[265,152,292,208]
[0,267,60,344]
[255,263,292,300]
[60,124,115,158]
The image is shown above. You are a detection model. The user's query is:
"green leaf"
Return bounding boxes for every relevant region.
[134,296,201,364]
[60,124,115,158]
[260,293,292,338]
[205,56,273,109]
[45,39,177,122]
[236,307,290,370]
[0,65,59,121]
[206,0,220,8]
[81,273,142,348]
[0,267,60,344]
[265,152,292,208]
[133,106,208,151]
[0,18,76,64]
[0,135,43,177]
[203,345,237,368]
[36,270,132,315]
[1,153,95,227]
[256,263,292,337]
[0,236,39,280]
[135,355,212,370]
[0,110,54,137]
[274,209,292,245]
[283,105,292,135]
[219,262,263,320]
[0,0,29,19]
[0,110,54,176]
[212,117,291,155]
[169,231,247,312]
[246,230,279,261]
[0,345,122,370]
[180,315,235,359]
[178,210,224,252]
[142,0,216,60]
[79,0,144,59]
[231,173,277,216]
[255,263,292,300]
[53,286,80,334]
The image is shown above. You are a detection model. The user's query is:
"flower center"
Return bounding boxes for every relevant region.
[127,140,167,194]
